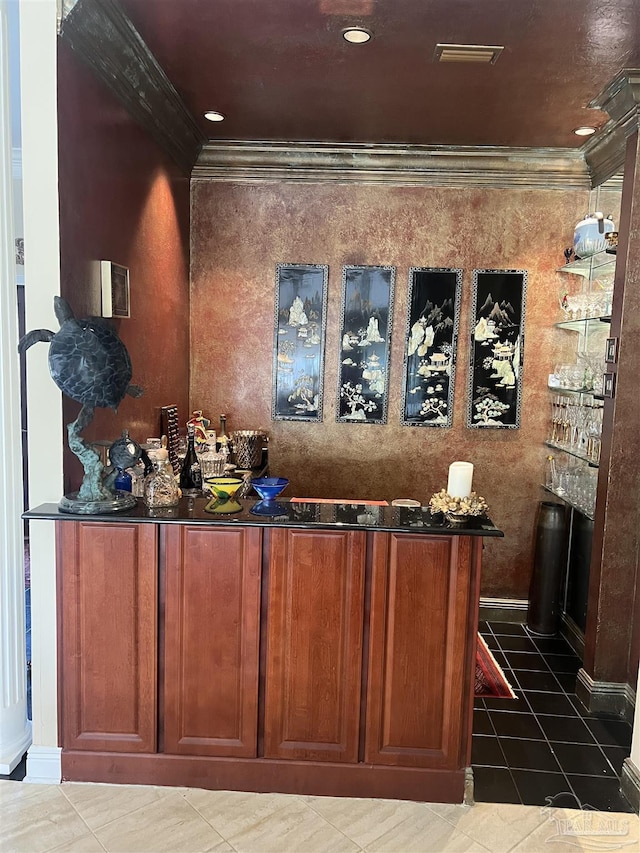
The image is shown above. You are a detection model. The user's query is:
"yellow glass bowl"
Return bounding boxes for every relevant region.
[204,477,243,502]
[204,477,244,514]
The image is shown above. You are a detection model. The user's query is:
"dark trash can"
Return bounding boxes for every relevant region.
[527,501,569,636]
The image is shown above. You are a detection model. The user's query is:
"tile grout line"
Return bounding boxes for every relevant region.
[302,798,367,851]
[484,623,632,809]
[55,784,109,852]
[483,625,591,806]
[494,627,592,806]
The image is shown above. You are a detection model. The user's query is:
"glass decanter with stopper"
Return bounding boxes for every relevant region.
[144,446,180,508]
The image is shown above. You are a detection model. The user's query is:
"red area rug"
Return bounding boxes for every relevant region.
[475,633,516,699]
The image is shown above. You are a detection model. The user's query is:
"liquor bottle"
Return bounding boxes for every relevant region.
[179,423,202,494]
[217,413,230,462]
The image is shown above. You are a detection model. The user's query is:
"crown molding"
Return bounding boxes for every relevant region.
[193,141,590,190]
[59,0,205,175]
[584,69,640,187]
[57,0,80,31]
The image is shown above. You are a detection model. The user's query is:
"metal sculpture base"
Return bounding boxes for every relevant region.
[58,489,137,515]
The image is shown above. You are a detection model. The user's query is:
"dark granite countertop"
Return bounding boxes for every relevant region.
[25,498,503,537]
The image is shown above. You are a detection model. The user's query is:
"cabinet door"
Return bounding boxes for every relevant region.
[58,521,158,753]
[365,533,479,769]
[264,529,365,762]
[163,525,262,757]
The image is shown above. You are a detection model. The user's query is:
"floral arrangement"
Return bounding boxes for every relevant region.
[429,489,489,517]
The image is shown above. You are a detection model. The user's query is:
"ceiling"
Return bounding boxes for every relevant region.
[116,0,640,151]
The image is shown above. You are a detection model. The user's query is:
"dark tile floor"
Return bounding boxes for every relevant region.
[473,621,634,812]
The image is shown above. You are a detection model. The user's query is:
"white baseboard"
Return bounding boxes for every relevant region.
[24,745,62,784]
[0,721,32,775]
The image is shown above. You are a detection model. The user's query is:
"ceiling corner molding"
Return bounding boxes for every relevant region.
[192,141,590,190]
[59,0,206,175]
[58,0,81,32]
[584,68,640,187]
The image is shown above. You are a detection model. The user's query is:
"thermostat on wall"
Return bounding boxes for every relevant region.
[100,260,130,318]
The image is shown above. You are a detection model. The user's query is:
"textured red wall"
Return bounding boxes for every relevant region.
[56,43,191,492]
[190,181,589,598]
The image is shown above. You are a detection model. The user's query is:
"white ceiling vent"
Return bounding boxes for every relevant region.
[434,44,504,64]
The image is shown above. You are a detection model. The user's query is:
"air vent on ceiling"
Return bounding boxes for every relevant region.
[434,43,504,64]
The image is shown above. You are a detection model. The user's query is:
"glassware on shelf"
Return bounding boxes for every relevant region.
[544,454,597,518]
[547,395,603,466]
[553,364,572,389]
[544,455,556,489]
[586,403,603,464]
[557,263,613,322]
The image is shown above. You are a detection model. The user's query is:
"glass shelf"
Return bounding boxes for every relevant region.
[541,485,594,521]
[544,440,599,468]
[557,251,615,279]
[554,316,611,331]
[547,385,604,400]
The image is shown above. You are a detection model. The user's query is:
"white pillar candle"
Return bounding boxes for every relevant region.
[447,462,474,498]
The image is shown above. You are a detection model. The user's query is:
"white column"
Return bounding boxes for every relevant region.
[0,0,31,775]
[19,0,63,783]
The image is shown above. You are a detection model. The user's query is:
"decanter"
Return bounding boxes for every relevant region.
[144,447,180,508]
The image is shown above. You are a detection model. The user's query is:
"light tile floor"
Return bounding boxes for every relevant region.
[1,780,638,853]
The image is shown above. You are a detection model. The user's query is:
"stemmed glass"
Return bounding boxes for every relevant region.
[586,404,603,464]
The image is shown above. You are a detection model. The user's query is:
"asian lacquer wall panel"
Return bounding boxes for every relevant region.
[401,268,462,428]
[272,263,329,421]
[336,265,395,424]
[466,269,527,429]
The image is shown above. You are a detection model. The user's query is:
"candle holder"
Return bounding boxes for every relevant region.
[429,489,489,526]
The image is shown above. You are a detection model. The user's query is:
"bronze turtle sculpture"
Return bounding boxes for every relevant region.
[19,296,143,508]
[19,296,142,408]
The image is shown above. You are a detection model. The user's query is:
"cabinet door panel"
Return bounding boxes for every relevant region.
[365,533,476,768]
[264,529,365,762]
[58,522,158,753]
[164,525,262,757]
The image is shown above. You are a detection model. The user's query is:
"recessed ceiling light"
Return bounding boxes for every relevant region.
[342,27,371,44]
[574,126,596,137]
[204,110,225,122]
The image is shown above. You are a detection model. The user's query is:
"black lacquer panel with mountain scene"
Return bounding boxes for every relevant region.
[401,267,462,428]
[467,269,527,429]
[336,265,395,424]
[272,263,328,421]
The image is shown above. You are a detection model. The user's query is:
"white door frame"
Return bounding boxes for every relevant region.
[18,0,64,783]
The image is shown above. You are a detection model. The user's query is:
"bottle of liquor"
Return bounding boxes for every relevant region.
[217,413,230,462]
[179,423,202,495]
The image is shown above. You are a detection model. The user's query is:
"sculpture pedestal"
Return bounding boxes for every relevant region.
[58,490,137,514]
